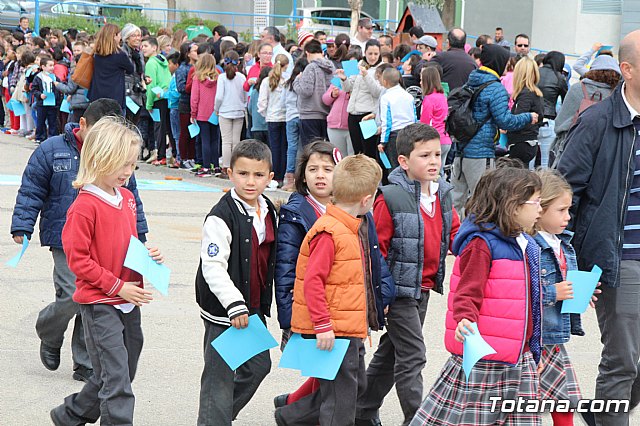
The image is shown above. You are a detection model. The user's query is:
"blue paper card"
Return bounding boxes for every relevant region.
[5,237,29,268]
[279,333,350,380]
[379,151,392,169]
[208,111,219,125]
[60,98,71,113]
[9,100,25,116]
[359,119,378,139]
[499,132,508,148]
[597,45,613,54]
[151,86,164,98]
[126,97,140,114]
[341,60,359,77]
[330,77,343,90]
[561,265,602,314]
[188,122,200,138]
[462,322,496,381]
[43,91,55,106]
[123,236,170,296]
[150,108,161,122]
[211,314,278,370]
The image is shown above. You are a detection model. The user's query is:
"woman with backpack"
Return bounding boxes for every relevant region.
[550,55,621,166]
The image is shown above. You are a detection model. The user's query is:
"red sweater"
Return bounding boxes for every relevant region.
[62,188,143,304]
[374,193,460,290]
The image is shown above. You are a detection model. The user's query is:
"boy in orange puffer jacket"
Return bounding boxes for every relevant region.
[275,154,383,426]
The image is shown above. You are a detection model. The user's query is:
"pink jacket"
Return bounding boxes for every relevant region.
[322,84,349,130]
[444,255,528,365]
[190,76,217,121]
[420,91,451,145]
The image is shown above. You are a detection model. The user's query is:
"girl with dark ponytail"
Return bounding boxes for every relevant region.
[214,50,248,175]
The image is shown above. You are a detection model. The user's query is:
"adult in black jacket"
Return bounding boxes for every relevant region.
[87,24,134,110]
[537,50,567,167]
[507,57,544,165]
[431,28,477,91]
[538,51,567,119]
[557,29,640,426]
[121,23,146,123]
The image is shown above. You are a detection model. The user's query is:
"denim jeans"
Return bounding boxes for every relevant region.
[285,118,301,174]
[169,108,181,160]
[534,120,555,169]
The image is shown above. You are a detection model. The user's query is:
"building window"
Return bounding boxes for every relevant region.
[581,0,623,14]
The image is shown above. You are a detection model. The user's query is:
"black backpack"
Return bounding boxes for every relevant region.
[445,81,497,144]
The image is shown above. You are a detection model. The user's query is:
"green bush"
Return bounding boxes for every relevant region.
[111,10,160,34]
[172,12,220,33]
[39,15,100,33]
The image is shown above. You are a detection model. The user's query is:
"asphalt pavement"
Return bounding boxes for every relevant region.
[0,132,633,425]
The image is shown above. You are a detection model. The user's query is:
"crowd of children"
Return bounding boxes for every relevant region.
[6,16,616,426]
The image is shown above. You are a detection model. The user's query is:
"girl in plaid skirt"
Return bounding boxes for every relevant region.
[411,166,544,426]
[532,170,598,426]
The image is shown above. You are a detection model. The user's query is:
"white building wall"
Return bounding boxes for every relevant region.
[531,0,621,55]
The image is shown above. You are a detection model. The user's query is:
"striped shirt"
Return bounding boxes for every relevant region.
[622,117,640,259]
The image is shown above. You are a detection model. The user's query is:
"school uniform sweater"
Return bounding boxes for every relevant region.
[375,183,459,291]
[62,187,142,305]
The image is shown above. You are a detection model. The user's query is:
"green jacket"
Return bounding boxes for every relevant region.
[145,54,171,110]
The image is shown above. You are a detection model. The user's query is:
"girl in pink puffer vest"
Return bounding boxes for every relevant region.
[411,166,544,426]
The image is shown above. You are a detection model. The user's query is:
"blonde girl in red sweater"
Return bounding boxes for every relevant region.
[51,116,163,426]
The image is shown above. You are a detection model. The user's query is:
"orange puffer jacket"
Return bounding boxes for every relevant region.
[291,204,368,338]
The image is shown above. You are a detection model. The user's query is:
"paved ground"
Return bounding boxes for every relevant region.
[0,132,635,425]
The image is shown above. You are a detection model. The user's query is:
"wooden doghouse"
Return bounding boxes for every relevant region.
[394,4,447,50]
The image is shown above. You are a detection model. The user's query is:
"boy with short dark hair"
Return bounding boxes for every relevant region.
[142,36,173,165]
[275,154,384,426]
[195,139,278,425]
[378,67,416,168]
[32,55,59,143]
[356,123,460,426]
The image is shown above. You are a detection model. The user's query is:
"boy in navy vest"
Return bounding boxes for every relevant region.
[356,123,460,425]
[195,139,277,425]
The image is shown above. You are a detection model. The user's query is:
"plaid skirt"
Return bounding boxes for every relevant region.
[538,344,582,407]
[410,352,541,426]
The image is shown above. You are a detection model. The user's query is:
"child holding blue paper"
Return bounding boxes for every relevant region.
[142,37,172,166]
[275,155,384,426]
[532,170,600,426]
[195,140,277,425]
[410,166,543,426]
[274,141,395,409]
[50,116,163,426]
[31,55,60,143]
[190,53,220,177]
[358,123,459,426]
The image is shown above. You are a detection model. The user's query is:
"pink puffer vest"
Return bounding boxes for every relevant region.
[444,253,529,365]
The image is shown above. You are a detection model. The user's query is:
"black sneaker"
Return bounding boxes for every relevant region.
[72,365,94,383]
[213,167,222,177]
